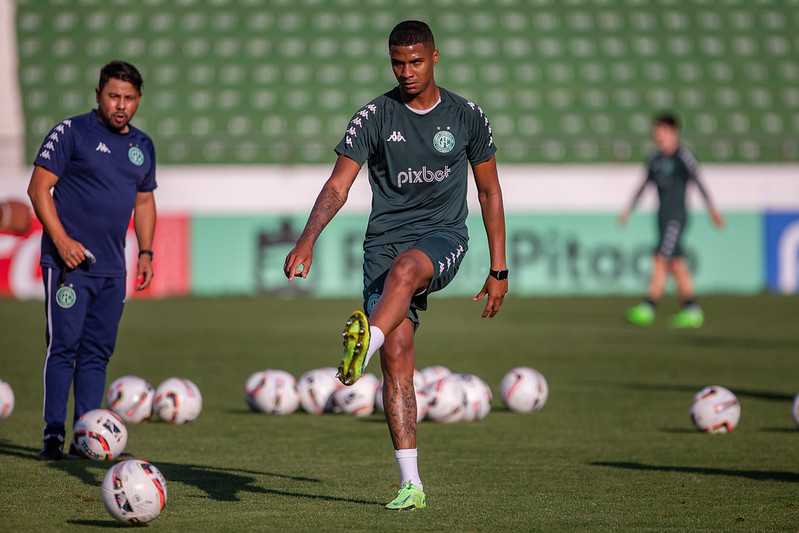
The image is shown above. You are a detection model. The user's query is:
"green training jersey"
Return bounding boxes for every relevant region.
[334,86,497,248]
[645,145,709,222]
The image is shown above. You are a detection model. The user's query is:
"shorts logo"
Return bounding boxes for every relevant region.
[56,286,76,308]
[366,293,381,315]
[433,130,455,153]
[128,146,144,166]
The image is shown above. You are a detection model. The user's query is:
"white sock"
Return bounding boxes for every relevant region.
[394,448,423,490]
[363,325,385,369]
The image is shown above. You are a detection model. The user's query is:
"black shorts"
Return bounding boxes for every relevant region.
[655,218,685,259]
[362,232,468,328]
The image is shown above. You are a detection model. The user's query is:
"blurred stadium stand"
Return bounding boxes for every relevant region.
[14,0,799,165]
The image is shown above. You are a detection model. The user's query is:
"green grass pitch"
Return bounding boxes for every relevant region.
[1,295,798,531]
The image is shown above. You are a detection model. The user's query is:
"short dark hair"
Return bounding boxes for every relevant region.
[653,112,680,130]
[98,61,143,93]
[388,20,435,50]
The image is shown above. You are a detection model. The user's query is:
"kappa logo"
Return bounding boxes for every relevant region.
[95,142,111,154]
[386,131,406,142]
[438,245,465,274]
[38,150,51,160]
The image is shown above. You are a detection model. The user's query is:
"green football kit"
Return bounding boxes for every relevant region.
[334,86,497,323]
[643,145,710,258]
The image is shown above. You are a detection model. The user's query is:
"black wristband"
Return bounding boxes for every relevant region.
[138,250,154,259]
[489,269,508,280]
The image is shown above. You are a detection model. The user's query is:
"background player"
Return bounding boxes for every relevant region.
[284,20,508,509]
[620,112,724,328]
[28,60,157,460]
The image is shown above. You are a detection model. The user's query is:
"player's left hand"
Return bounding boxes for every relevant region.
[710,208,725,229]
[136,254,154,291]
[473,277,508,319]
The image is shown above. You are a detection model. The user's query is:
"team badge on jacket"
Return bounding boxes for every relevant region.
[128,145,144,166]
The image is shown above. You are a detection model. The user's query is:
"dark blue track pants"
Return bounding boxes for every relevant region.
[42,267,125,439]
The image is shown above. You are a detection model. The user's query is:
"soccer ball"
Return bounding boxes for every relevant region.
[297,367,341,414]
[424,374,467,423]
[374,371,428,422]
[792,393,799,428]
[71,409,128,460]
[153,378,203,424]
[244,370,300,415]
[419,365,451,388]
[690,385,741,434]
[332,373,379,416]
[106,376,154,424]
[460,374,492,422]
[0,379,14,420]
[500,367,549,413]
[102,459,167,525]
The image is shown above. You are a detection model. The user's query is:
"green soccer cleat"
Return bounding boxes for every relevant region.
[385,482,426,511]
[336,311,370,386]
[626,303,655,327]
[669,307,704,329]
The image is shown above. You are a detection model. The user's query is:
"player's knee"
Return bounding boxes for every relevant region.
[381,342,413,373]
[388,254,426,287]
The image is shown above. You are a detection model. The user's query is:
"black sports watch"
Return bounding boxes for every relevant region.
[488,269,509,280]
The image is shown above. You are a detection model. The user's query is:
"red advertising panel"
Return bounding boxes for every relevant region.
[0,214,190,299]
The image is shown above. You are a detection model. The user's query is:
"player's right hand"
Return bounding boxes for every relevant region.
[55,236,89,269]
[618,212,630,227]
[283,242,313,282]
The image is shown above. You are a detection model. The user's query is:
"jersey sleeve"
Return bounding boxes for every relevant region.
[678,146,711,203]
[33,118,78,177]
[138,139,157,192]
[334,100,383,166]
[461,100,496,165]
[677,147,700,180]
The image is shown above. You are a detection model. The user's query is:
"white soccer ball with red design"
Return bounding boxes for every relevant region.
[500,367,549,413]
[690,385,741,434]
[71,408,128,460]
[102,459,167,525]
[244,370,299,415]
[424,374,467,423]
[460,374,493,421]
[0,379,14,420]
[106,376,154,424]
[297,367,341,414]
[333,373,379,416]
[419,365,451,388]
[153,378,203,424]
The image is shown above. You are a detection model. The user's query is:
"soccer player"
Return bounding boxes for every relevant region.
[620,113,723,328]
[28,61,157,460]
[284,20,508,509]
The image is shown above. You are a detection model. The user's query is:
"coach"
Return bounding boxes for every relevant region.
[28,61,157,461]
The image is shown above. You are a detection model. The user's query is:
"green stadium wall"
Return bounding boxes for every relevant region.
[190,212,761,298]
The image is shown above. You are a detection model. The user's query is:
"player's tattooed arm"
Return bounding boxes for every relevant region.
[284,154,361,280]
[298,184,348,246]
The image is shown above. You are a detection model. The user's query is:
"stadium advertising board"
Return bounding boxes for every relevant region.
[192,213,761,297]
[0,215,191,299]
[765,211,799,294]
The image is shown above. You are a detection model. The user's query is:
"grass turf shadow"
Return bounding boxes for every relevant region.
[591,461,799,483]
[0,441,382,506]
